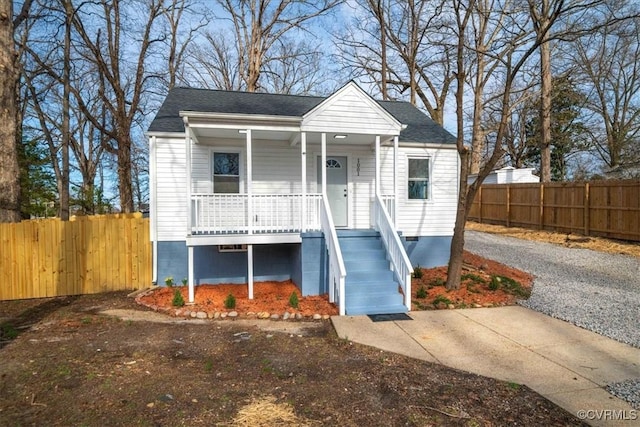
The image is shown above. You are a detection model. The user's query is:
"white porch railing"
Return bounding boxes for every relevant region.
[372,194,413,311]
[191,193,322,234]
[320,196,346,315]
[380,194,395,222]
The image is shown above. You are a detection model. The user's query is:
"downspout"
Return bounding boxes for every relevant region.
[184,117,195,303]
[150,135,158,284]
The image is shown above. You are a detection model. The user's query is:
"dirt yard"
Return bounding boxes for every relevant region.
[0,290,586,426]
[466,221,640,258]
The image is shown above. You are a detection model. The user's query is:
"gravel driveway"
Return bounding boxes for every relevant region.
[465,230,640,349]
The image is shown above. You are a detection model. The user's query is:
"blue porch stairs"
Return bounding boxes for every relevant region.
[338,230,407,315]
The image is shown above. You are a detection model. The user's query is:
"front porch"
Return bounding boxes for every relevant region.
[177,83,412,315]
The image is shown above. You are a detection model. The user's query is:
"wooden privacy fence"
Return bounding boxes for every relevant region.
[469,180,640,242]
[0,213,151,301]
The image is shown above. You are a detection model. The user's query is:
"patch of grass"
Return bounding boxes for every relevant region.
[57,364,72,377]
[491,275,531,298]
[288,292,299,309]
[413,300,431,310]
[416,286,428,299]
[1,323,19,339]
[461,273,486,284]
[428,277,445,287]
[488,276,501,291]
[224,293,236,309]
[204,359,213,372]
[507,381,521,390]
[172,289,185,307]
[81,317,92,325]
[432,295,452,306]
[412,265,423,279]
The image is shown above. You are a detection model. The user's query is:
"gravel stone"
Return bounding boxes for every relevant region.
[465,231,640,409]
[606,378,640,409]
[465,231,640,348]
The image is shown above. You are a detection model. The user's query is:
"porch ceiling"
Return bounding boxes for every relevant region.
[191,127,395,146]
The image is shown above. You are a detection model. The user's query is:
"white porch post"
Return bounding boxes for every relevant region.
[375,135,381,197]
[247,244,254,299]
[188,246,194,303]
[321,132,327,195]
[393,135,399,227]
[301,132,307,232]
[244,129,253,234]
[184,119,192,235]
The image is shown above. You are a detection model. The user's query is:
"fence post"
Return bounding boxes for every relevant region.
[539,184,545,230]
[478,186,483,223]
[584,182,590,236]
[506,185,511,227]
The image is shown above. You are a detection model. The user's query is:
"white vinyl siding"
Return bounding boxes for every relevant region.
[152,135,458,241]
[302,84,400,135]
[380,146,458,236]
[155,136,188,241]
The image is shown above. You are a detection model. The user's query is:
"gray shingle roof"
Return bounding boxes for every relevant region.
[148,87,456,144]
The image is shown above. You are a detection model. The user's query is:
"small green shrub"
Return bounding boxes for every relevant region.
[172,289,185,307]
[488,275,501,291]
[288,292,299,309]
[428,277,445,287]
[224,293,236,309]
[181,278,187,286]
[492,275,531,298]
[412,265,423,279]
[461,273,486,285]
[1,323,18,339]
[416,286,428,299]
[164,276,174,288]
[432,294,452,306]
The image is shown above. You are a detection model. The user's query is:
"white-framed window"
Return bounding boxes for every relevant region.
[212,151,240,193]
[408,157,430,200]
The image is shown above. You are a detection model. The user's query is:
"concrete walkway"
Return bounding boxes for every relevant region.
[331,306,640,427]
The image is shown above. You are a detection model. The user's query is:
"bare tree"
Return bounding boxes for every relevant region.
[446,0,562,290]
[571,16,640,176]
[339,0,454,124]
[206,0,341,93]
[0,0,34,222]
[159,0,209,91]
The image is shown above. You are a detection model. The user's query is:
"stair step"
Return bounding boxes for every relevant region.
[344,259,389,272]
[346,270,395,283]
[346,291,403,305]
[346,282,398,295]
[337,230,408,315]
[340,240,383,252]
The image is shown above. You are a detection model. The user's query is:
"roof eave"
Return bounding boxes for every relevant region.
[179,110,302,124]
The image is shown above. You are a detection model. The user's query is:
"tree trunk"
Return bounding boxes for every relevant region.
[0,0,22,222]
[117,133,134,212]
[539,40,552,182]
[446,151,470,290]
[60,1,72,220]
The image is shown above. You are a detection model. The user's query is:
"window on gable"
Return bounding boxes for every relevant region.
[213,152,240,193]
[408,157,430,200]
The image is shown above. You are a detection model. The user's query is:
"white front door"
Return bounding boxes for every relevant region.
[318,156,348,227]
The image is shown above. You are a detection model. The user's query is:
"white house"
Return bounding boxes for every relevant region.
[467,166,540,185]
[146,82,459,315]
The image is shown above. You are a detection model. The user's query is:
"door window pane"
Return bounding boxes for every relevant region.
[213,152,240,193]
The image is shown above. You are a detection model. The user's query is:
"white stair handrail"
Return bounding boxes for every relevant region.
[372,194,413,310]
[320,196,346,315]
